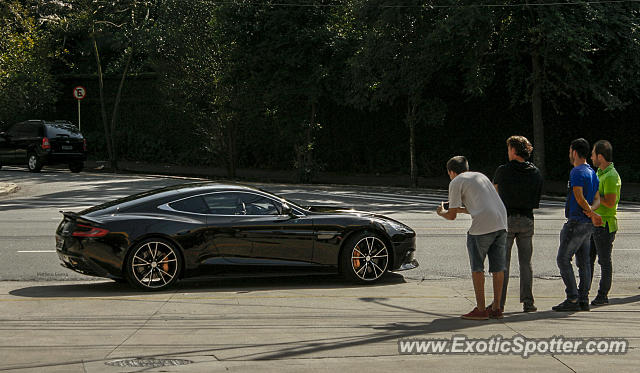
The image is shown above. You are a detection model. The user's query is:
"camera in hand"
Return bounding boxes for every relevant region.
[443,201,449,210]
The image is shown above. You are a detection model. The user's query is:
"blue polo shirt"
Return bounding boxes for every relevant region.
[565,163,599,222]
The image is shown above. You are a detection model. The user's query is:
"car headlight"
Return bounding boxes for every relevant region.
[385,220,414,234]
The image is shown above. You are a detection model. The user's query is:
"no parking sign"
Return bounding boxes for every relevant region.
[73,86,86,130]
[73,86,87,100]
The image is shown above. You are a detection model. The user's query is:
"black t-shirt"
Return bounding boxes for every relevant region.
[493,160,544,219]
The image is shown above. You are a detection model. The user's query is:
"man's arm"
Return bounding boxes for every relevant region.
[579,189,603,226]
[436,206,468,220]
[600,193,617,208]
[572,186,592,212]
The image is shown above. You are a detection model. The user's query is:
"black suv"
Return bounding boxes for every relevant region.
[0,120,87,173]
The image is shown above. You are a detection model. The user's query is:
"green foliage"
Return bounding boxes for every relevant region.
[8,1,640,183]
[0,1,58,127]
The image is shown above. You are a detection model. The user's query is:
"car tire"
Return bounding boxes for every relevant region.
[125,238,182,291]
[69,162,84,173]
[27,153,43,172]
[340,231,390,284]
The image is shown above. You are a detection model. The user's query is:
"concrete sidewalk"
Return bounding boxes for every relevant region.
[1,275,638,372]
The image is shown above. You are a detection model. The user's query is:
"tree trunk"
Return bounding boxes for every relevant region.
[306,101,316,180]
[408,99,418,187]
[531,51,546,178]
[108,48,133,171]
[92,31,114,170]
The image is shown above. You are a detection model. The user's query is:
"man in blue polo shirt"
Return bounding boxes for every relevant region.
[553,138,600,312]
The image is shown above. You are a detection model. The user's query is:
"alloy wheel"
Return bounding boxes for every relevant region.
[130,241,179,289]
[350,236,389,281]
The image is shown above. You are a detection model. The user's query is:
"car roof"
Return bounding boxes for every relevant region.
[81,182,278,215]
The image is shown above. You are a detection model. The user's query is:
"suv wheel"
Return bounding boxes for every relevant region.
[27,153,43,173]
[69,162,84,173]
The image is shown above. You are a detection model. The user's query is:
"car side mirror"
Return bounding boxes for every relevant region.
[281,203,297,218]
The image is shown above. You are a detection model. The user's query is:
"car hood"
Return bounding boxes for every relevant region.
[306,205,405,225]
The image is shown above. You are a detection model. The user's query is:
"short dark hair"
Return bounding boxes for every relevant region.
[570,138,590,159]
[446,156,469,174]
[506,135,533,159]
[593,140,613,162]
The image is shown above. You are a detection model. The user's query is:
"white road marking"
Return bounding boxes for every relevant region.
[17,250,56,253]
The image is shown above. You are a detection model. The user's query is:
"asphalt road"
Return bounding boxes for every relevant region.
[1,166,639,283]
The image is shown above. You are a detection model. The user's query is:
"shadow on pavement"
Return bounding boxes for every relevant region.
[8,273,407,298]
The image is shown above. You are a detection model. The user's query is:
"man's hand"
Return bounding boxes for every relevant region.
[584,208,603,227]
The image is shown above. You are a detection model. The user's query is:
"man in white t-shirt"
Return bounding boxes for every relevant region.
[437,156,508,320]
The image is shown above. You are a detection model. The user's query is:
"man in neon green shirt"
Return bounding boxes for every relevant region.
[586,140,621,306]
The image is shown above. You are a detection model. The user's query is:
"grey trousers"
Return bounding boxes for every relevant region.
[500,215,535,308]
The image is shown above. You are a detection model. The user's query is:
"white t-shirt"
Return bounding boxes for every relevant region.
[448,171,508,235]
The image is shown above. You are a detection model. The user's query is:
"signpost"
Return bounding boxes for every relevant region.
[73,86,86,130]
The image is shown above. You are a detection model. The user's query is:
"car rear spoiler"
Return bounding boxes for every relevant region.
[60,211,102,225]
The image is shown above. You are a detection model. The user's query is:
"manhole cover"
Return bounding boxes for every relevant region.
[105,358,192,367]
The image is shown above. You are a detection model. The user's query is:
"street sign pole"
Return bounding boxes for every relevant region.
[77,100,81,131]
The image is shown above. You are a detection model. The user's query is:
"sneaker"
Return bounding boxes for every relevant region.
[461,307,489,320]
[487,307,504,319]
[552,299,580,312]
[578,301,590,311]
[523,303,537,313]
[591,296,609,306]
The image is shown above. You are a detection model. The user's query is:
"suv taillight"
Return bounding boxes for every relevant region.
[42,137,51,150]
[83,139,87,152]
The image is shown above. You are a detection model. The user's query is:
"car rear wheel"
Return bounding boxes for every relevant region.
[27,153,43,172]
[340,232,390,283]
[69,162,84,173]
[126,239,181,291]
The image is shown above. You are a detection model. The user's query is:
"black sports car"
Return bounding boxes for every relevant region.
[55,183,418,290]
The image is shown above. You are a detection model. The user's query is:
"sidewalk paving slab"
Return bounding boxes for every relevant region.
[1,276,638,372]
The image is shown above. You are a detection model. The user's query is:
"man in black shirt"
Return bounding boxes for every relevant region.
[493,136,544,313]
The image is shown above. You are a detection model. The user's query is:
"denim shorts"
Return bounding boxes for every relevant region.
[466,230,507,273]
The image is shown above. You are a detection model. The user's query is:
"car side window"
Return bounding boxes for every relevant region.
[238,193,281,215]
[168,196,209,214]
[202,193,246,215]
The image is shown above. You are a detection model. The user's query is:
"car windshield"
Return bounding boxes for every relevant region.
[45,122,82,137]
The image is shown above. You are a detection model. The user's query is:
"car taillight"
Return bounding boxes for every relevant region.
[42,137,51,150]
[83,139,87,152]
[72,224,109,237]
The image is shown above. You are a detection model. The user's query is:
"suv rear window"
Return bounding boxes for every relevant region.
[45,123,82,138]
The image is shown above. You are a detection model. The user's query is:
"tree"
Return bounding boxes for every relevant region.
[443,1,640,177]
[151,0,241,177]
[42,0,159,170]
[347,1,447,187]
[0,1,57,127]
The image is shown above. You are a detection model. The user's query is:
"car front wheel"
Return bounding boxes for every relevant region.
[27,153,43,172]
[341,232,390,283]
[126,239,182,291]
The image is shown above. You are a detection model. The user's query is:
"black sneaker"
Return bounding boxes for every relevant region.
[523,303,537,313]
[552,299,579,312]
[578,301,590,311]
[591,296,609,306]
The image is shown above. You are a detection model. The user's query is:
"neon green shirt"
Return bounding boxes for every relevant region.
[594,163,621,232]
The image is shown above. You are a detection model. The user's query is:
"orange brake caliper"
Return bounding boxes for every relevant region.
[353,248,361,268]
